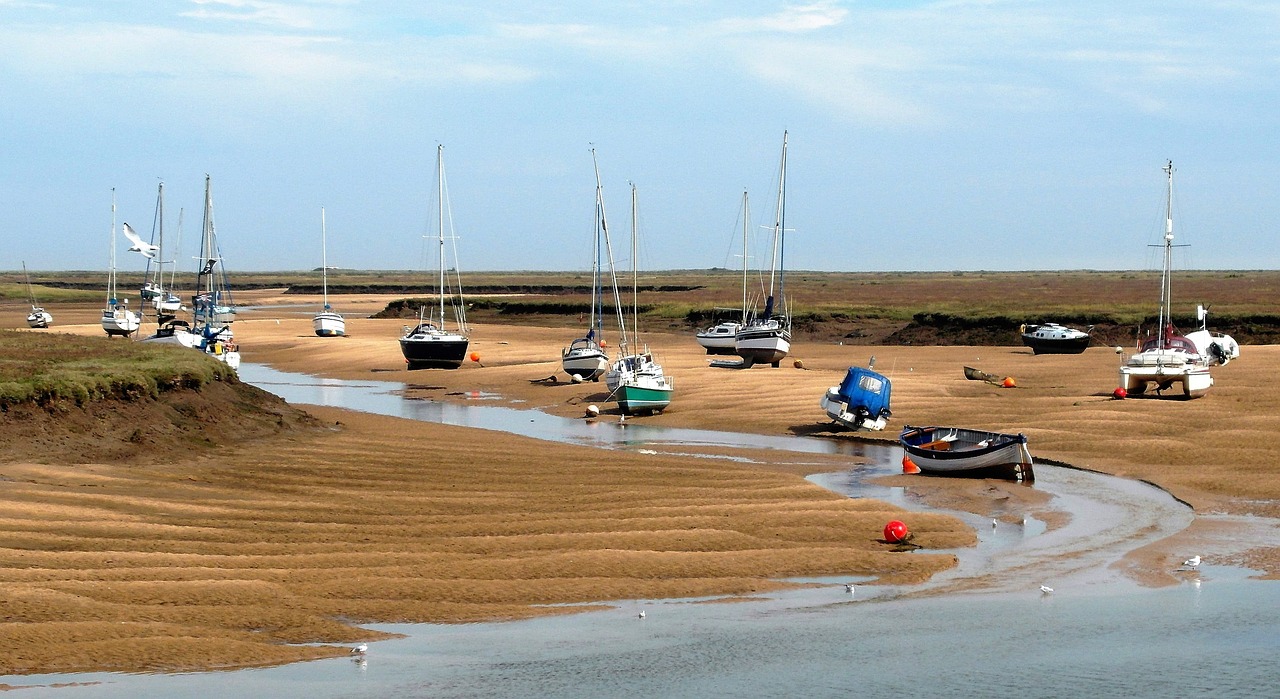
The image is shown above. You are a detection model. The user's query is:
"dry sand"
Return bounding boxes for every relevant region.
[2,293,1277,675]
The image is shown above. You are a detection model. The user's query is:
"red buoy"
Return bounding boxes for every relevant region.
[901,455,921,474]
[1001,377,1016,388]
[470,352,480,363]
[883,520,909,543]
[1112,387,1127,400]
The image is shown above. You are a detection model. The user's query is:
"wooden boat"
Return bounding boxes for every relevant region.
[899,425,1034,481]
[561,150,613,381]
[399,145,469,370]
[1020,322,1091,354]
[963,366,995,382]
[312,207,346,337]
[1119,161,1215,399]
[820,365,892,431]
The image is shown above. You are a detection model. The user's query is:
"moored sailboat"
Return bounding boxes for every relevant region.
[734,132,792,367]
[696,190,751,355]
[609,183,673,415]
[142,176,240,370]
[101,189,142,337]
[22,262,52,328]
[399,144,469,370]
[312,207,346,337]
[561,150,612,382]
[139,182,183,317]
[1119,161,1231,399]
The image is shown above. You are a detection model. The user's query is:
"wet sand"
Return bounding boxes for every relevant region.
[3,294,1278,675]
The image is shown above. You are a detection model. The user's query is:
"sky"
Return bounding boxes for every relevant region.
[2,1,1277,275]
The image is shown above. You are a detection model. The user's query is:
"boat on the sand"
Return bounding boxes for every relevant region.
[899,425,1034,481]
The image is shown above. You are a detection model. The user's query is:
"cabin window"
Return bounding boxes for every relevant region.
[858,376,884,393]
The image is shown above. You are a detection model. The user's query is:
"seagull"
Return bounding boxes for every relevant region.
[992,518,998,528]
[1183,555,1201,568]
[351,643,368,654]
[637,610,646,619]
[1040,585,1054,594]
[121,223,159,259]
[844,583,855,595]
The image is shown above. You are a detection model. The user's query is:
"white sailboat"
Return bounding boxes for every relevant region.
[101,189,142,337]
[1119,161,1229,398]
[142,176,240,370]
[734,131,792,367]
[312,207,346,337]
[139,182,183,316]
[695,190,750,355]
[607,183,673,415]
[561,149,613,382]
[399,144,469,369]
[22,262,52,328]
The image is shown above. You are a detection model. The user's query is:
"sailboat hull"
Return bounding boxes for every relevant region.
[400,329,469,370]
[616,380,673,414]
[562,343,608,381]
[101,309,141,337]
[313,311,346,337]
[26,309,52,328]
[696,321,742,354]
[735,323,791,366]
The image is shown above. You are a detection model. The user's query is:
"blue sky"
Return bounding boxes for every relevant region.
[2,1,1277,274]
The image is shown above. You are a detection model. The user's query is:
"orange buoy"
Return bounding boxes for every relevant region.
[470,352,480,363]
[1113,387,1127,399]
[1001,377,1016,388]
[883,520,909,543]
[901,455,921,474]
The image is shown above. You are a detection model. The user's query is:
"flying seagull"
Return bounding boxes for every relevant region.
[121,223,159,258]
[1183,555,1201,568]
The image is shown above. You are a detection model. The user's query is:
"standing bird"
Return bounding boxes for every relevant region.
[637,610,646,619]
[351,643,368,654]
[844,583,855,594]
[1040,585,1054,594]
[1183,555,1201,568]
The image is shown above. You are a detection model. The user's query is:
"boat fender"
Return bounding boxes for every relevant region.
[1209,342,1226,364]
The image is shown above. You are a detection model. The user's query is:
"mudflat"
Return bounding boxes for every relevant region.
[1,295,1276,676]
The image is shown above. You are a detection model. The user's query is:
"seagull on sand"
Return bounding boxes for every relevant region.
[1183,555,1201,568]
[1040,585,1054,595]
[121,223,159,258]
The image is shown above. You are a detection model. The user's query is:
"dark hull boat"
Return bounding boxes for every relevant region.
[899,425,1034,482]
[400,324,469,370]
[1020,323,1091,354]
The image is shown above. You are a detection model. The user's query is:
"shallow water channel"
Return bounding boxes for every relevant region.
[7,364,1279,697]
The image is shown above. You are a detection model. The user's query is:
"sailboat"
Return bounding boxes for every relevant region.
[101,189,142,337]
[734,132,793,367]
[312,207,346,337]
[1119,161,1226,399]
[561,149,613,382]
[139,182,183,316]
[399,144,470,370]
[609,183,673,415]
[695,190,750,355]
[22,262,52,328]
[142,175,240,370]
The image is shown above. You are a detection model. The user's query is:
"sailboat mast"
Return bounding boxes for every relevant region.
[108,188,117,305]
[777,130,788,321]
[593,149,628,354]
[741,190,749,324]
[630,183,639,342]
[321,207,330,309]
[437,144,446,330]
[1159,160,1174,349]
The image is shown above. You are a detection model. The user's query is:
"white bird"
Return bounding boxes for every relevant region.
[844,583,855,594]
[992,518,998,528]
[637,610,645,619]
[121,223,159,259]
[1040,585,1054,594]
[1183,555,1201,568]
[351,643,368,654]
